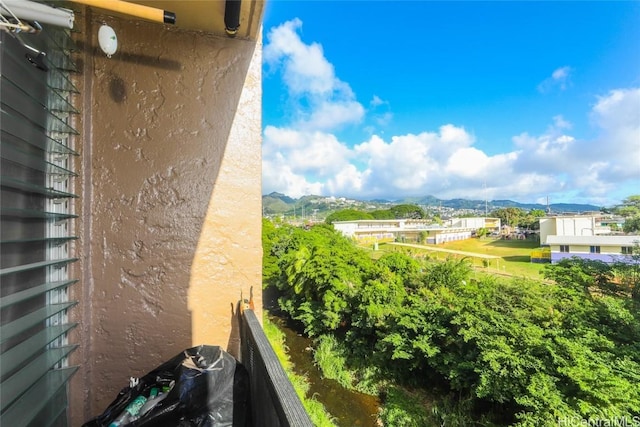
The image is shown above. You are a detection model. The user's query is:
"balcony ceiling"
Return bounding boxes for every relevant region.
[88,0,264,40]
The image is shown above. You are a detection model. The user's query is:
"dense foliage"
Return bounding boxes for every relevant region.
[324,209,375,223]
[324,204,426,224]
[490,207,546,230]
[612,195,640,233]
[262,221,640,426]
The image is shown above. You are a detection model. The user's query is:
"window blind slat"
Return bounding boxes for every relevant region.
[0,258,78,276]
[0,176,78,198]
[0,110,78,155]
[1,138,78,176]
[0,279,78,309]
[0,323,77,377]
[0,302,77,344]
[1,71,79,114]
[0,237,77,245]
[1,345,77,408]
[1,37,79,93]
[0,100,78,136]
[0,208,77,220]
[0,366,78,427]
[28,387,69,427]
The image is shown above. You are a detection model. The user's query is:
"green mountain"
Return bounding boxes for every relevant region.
[262,193,601,217]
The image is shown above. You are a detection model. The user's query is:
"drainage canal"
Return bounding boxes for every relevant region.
[267,312,381,427]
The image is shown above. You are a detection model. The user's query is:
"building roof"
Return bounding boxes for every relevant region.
[546,235,640,245]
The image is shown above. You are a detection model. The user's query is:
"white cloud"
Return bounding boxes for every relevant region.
[538,66,572,93]
[264,19,365,131]
[264,126,352,179]
[264,18,334,95]
[552,66,570,80]
[302,100,365,131]
[552,114,572,130]
[370,95,385,107]
[262,19,638,205]
[509,87,640,200]
[588,88,640,182]
[263,88,640,203]
[445,147,489,178]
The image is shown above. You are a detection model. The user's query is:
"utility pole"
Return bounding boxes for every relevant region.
[546,196,551,214]
[483,181,488,216]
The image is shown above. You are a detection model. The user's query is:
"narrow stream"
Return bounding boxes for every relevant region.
[267,311,381,426]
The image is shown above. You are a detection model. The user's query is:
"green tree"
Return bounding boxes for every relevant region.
[613,244,640,300]
[612,196,640,233]
[390,204,426,219]
[264,223,640,426]
[325,209,374,224]
[491,207,525,228]
[542,257,614,294]
[522,209,546,230]
[272,224,375,336]
[262,218,280,286]
[623,215,640,233]
[371,209,395,219]
[613,195,640,217]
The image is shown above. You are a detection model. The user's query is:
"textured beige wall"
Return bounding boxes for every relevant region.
[69,10,262,424]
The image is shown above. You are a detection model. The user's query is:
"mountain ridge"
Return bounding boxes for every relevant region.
[262,192,602,215]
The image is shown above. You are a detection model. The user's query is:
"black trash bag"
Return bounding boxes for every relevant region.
[83,345,251,427]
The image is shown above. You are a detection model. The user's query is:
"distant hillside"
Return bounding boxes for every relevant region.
[262,192,602,217]
[262,192,297,213]
[400,196,600,213]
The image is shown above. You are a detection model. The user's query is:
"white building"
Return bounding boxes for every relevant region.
[332,218,499,244]
[540,215,611,244]
[540,215,638,263]
[447,217,501,232]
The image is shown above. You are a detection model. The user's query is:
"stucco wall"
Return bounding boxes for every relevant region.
[69,9,262,423]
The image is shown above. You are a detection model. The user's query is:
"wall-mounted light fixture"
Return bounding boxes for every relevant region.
[98,23,116,57]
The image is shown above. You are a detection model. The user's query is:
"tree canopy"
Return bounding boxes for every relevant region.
[325,209,374,224]
[263,220,640,425]
[325,204,426,224]
[610,195,640,233]
[491,207,525,227]
[613,195,640,217]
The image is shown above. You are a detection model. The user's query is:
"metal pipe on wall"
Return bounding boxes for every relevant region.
[68,0,175,25]
[224,0,241,37]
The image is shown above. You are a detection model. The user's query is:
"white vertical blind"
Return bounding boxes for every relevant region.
[0,20,79,427]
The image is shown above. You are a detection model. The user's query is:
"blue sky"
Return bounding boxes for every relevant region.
[261,1,640,207]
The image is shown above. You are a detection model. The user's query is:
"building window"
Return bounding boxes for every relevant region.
[1,26,79,426]
[560,245,569,253]
[622,246,633,255]
[590,246,601,254]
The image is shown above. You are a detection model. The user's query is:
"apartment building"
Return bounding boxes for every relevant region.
[540,216,638,263]
[333,217,500,244]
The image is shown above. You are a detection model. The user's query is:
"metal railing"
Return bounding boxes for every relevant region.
[240,307,313,427]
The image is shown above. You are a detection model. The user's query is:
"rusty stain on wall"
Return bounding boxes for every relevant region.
[69,10,262,423]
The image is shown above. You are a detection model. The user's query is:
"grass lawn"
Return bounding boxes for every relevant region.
[442,237,547,279]
[365,237,548,281]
